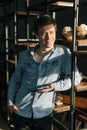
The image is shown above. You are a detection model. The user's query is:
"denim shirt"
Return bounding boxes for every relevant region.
[7,44,82,118]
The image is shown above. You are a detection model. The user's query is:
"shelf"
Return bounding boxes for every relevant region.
[73,50,87,56]
[16,10,39,16]
[54,104,70,113]
[62,94,87,110]
[16,43,38,48]
[5,38,39,44]
[55,39,72,44]
[5,10,39,18]
[17,38,39,43]
[51,1,73,7]
[6,60,16,64]
[5,37,14,41]
[29,1,74,12]
[75,82,87,92]
[56,39,87,47]
[77,39,87,46]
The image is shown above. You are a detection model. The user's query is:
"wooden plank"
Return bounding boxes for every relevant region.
[6,60,15,64]
[51,1,73,7]
[75,82,87,91]
[77,39,87,45]
[62,95,87,110]
[54,104,70,112]
[74,51,87,56]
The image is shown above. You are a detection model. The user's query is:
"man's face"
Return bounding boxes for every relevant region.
[36,24,56,49]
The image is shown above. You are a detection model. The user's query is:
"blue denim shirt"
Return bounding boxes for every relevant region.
[7,44,82,118]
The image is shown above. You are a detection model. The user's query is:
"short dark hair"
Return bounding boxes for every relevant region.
[34,15,57,34]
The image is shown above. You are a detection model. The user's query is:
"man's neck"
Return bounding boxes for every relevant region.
[38,46,53,55]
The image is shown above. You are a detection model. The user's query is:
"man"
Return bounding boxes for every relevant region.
[7,15,82,130]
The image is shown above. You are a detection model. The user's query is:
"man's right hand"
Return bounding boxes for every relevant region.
[8,104,19,113]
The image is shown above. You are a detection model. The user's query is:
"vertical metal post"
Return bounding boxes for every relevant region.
[14,0,17,45]
[26,0,30,49]
[14,13,17,45]
[14,0,17,66]
[6,25,9,84]
[70,0,79,130]
[73,0,79,51]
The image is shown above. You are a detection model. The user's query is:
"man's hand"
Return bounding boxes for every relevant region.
[37,83,55,93]
[8,104,19,113]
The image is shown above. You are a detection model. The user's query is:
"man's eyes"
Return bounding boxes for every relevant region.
[41,31,54,36]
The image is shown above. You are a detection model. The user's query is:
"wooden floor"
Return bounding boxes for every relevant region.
[0,117,10,130]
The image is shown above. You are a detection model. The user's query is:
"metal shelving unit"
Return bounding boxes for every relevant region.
[70,0,87,130]
[0,0,87,129]
[3,0,39,124]
[41,0,87,130]
[5,0,39,83]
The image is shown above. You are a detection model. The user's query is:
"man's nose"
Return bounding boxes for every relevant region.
[46,33,50,39]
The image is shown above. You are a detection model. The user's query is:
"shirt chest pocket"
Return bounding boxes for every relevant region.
[41,60,60,76]
[23,61,39,77]
[23,62,35,76]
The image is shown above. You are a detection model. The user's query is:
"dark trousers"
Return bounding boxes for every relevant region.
[12,112,53,130]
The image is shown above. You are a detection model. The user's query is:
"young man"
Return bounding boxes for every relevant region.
[7,15,82,130]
